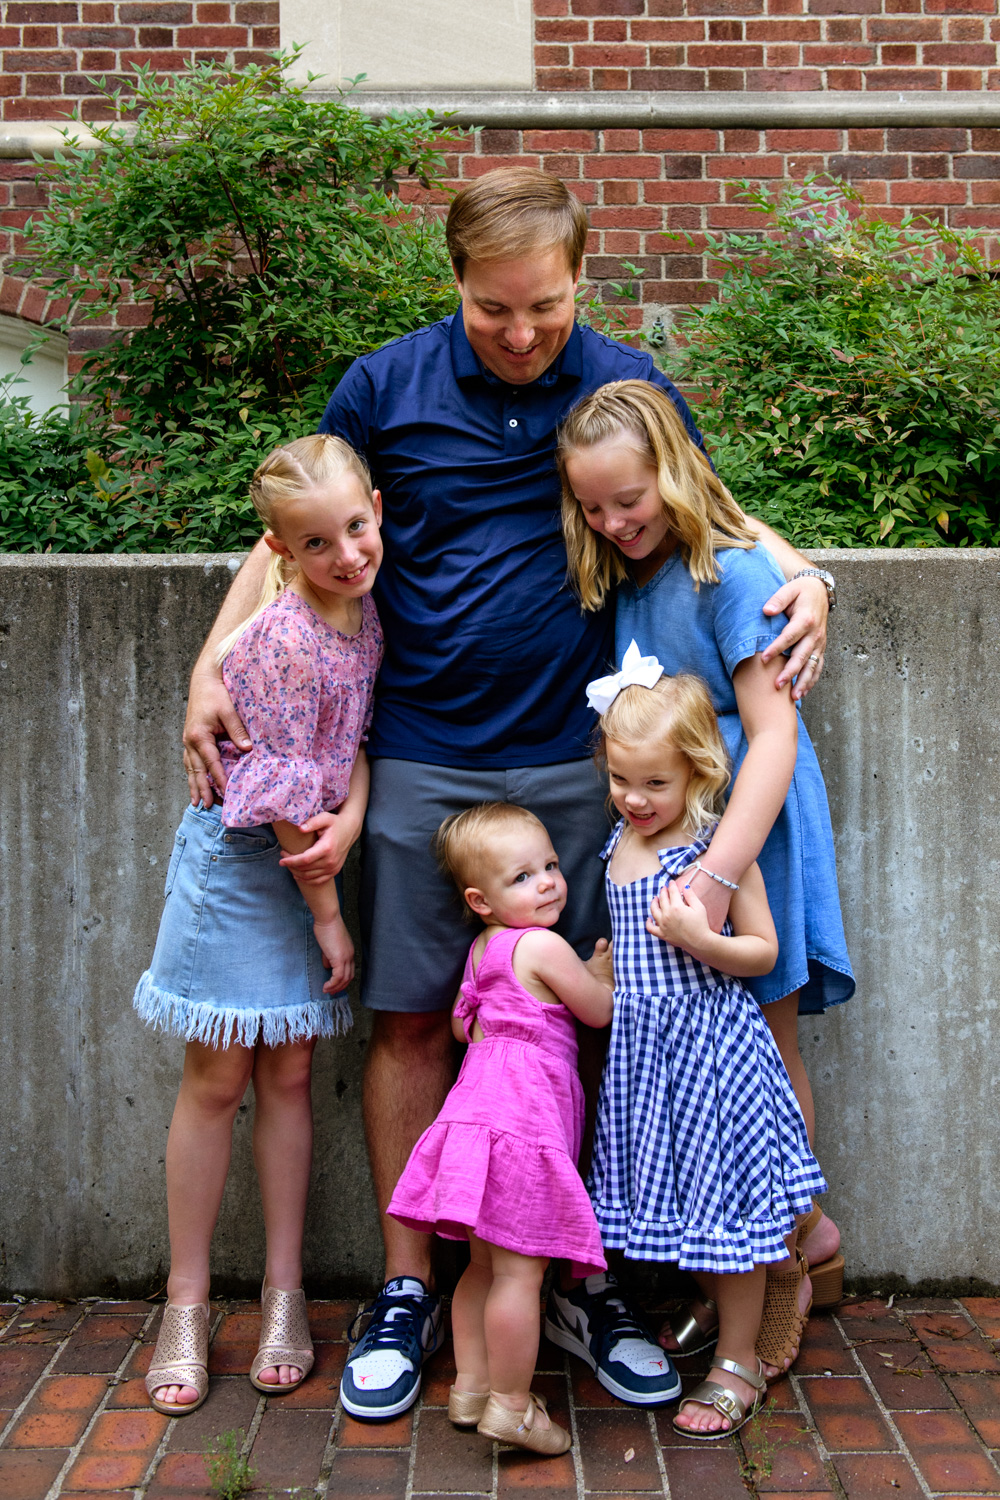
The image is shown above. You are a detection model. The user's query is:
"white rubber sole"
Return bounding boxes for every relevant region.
[544,1317,682,1407]
[339,1377,422,1420]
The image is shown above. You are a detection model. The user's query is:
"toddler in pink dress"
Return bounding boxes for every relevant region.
[387,802,613,1458]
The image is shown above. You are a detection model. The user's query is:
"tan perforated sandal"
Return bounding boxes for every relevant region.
[755,1247,812,1380]
[797,1202,845,1308]
[145,1302,210,1416]
[249,1283,314,1394]
[672,1356,766,1441]
[478,1391,571,1456]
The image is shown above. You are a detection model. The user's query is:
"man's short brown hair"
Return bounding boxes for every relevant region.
[446,167,589,277]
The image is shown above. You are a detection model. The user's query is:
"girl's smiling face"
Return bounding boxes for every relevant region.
[606,737,694,845]
[266,474,383,606]
[564,435,675,583]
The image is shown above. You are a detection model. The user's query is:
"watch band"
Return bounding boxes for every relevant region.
[790,567,836,609]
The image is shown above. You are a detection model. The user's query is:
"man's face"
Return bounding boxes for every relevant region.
[456,246,581,386]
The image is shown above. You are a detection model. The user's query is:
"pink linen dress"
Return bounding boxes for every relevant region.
[387,927,607,1277]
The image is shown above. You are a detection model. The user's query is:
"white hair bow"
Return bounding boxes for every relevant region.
[586,639,665,715]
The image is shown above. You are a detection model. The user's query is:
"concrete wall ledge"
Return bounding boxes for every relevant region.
[1,549,998,1298]
[5,91,1000,158]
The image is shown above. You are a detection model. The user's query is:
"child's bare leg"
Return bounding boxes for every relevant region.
[762,993,840,1268]
[251,1037,317,1386]
[451,1235,493,1396]
[159,1039,255,1404]
[674,1267,765,1436]
[483,1244,548,1416]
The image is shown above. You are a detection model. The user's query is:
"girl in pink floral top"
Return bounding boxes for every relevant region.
[134,435,383,1419]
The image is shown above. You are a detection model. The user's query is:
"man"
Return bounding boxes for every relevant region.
[183,168,830,1419]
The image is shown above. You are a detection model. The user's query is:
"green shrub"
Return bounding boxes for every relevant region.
[6,52,459,551]
[661,178,1000,547]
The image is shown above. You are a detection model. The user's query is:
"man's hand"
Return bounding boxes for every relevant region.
[648,879,716,953]
[312,914,355,993]
[760,574,828,702]
[182,669,250,807]
[279,814,355,885]
[585,937,614,988]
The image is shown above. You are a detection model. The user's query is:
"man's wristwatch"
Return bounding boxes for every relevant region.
[790,567,836,610]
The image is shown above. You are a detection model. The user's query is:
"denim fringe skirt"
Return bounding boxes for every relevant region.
[134,802,352,1049]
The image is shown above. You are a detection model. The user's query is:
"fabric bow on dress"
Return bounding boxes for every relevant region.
[453,980,481,1041]
[586,639,665,714]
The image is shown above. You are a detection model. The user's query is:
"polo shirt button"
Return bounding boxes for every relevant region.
[508,418,518,428]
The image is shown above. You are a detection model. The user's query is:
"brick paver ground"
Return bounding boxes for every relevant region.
[2,1292,999,1498]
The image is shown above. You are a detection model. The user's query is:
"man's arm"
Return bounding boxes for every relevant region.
[741,515,829,700]
[182,537,270,806]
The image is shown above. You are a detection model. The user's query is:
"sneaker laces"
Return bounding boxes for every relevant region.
[348,1291,427,1351]
[595,1290,653,1347]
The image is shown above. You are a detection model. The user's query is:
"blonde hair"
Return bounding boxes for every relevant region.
[435,802,548,916]
[216,434,374,664]
[446,167,589,277]
[557,379,756,612]
[597,674,730,838]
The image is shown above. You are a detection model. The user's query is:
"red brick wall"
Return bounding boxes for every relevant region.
[1,1,998,352]
[535,0,1000,95]
[1,1,277,122]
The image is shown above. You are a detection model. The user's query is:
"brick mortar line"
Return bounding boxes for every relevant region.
[312,1399,341,1498]
[834,1308,935,1500]
[41,1301,159,1500]
[648,1403,671,1498]
[788,1370,846,1497]
[403,1389,422,1500]
[0,1300,89,1449]
[564,1348,586,1500]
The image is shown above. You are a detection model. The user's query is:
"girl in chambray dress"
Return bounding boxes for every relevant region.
[558,381,852,1418]
[133,435,382,1419]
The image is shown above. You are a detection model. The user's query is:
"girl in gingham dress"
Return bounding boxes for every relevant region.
[586,666,825,1440]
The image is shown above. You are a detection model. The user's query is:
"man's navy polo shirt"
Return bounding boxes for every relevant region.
[318,312,705,770]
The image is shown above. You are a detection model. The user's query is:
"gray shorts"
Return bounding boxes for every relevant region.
[359,757,612,1013]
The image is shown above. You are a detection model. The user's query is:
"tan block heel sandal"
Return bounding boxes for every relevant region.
[797,1202,846,1309]
[249,1283,314,1394]
[145,1302,210,1416]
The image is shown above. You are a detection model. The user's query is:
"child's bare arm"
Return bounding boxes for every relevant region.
[647,862,777,978]
[517,930,614,1028]
[273,819,354,993]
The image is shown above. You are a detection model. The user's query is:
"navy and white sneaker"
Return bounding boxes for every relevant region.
[545,1273,681,1406]
[340,1276,443,1419]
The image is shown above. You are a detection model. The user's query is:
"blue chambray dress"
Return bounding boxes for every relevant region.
[616,544,854,1013]
[588,823,827,1274]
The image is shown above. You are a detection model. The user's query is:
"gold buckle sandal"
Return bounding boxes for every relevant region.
[671,1355,766,1441]
[249,1283,314,1394]
[145,1302,210,1416]
[661,1296,718,1356]
[478,1391,571,1456]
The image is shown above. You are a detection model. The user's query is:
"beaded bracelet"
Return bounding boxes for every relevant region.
[686,861,740,892]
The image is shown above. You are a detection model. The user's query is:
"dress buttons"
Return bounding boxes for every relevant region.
[508,418,518,428]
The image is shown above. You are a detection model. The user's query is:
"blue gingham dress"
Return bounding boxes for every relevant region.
[588,823,827,1274]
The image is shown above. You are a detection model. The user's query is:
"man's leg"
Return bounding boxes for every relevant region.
[341,757,505,1420]
[363,1008,455,1285]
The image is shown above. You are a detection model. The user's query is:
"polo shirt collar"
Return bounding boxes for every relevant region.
[450,308,584,390]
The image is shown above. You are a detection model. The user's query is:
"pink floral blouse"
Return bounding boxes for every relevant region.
[217,590,383,828]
